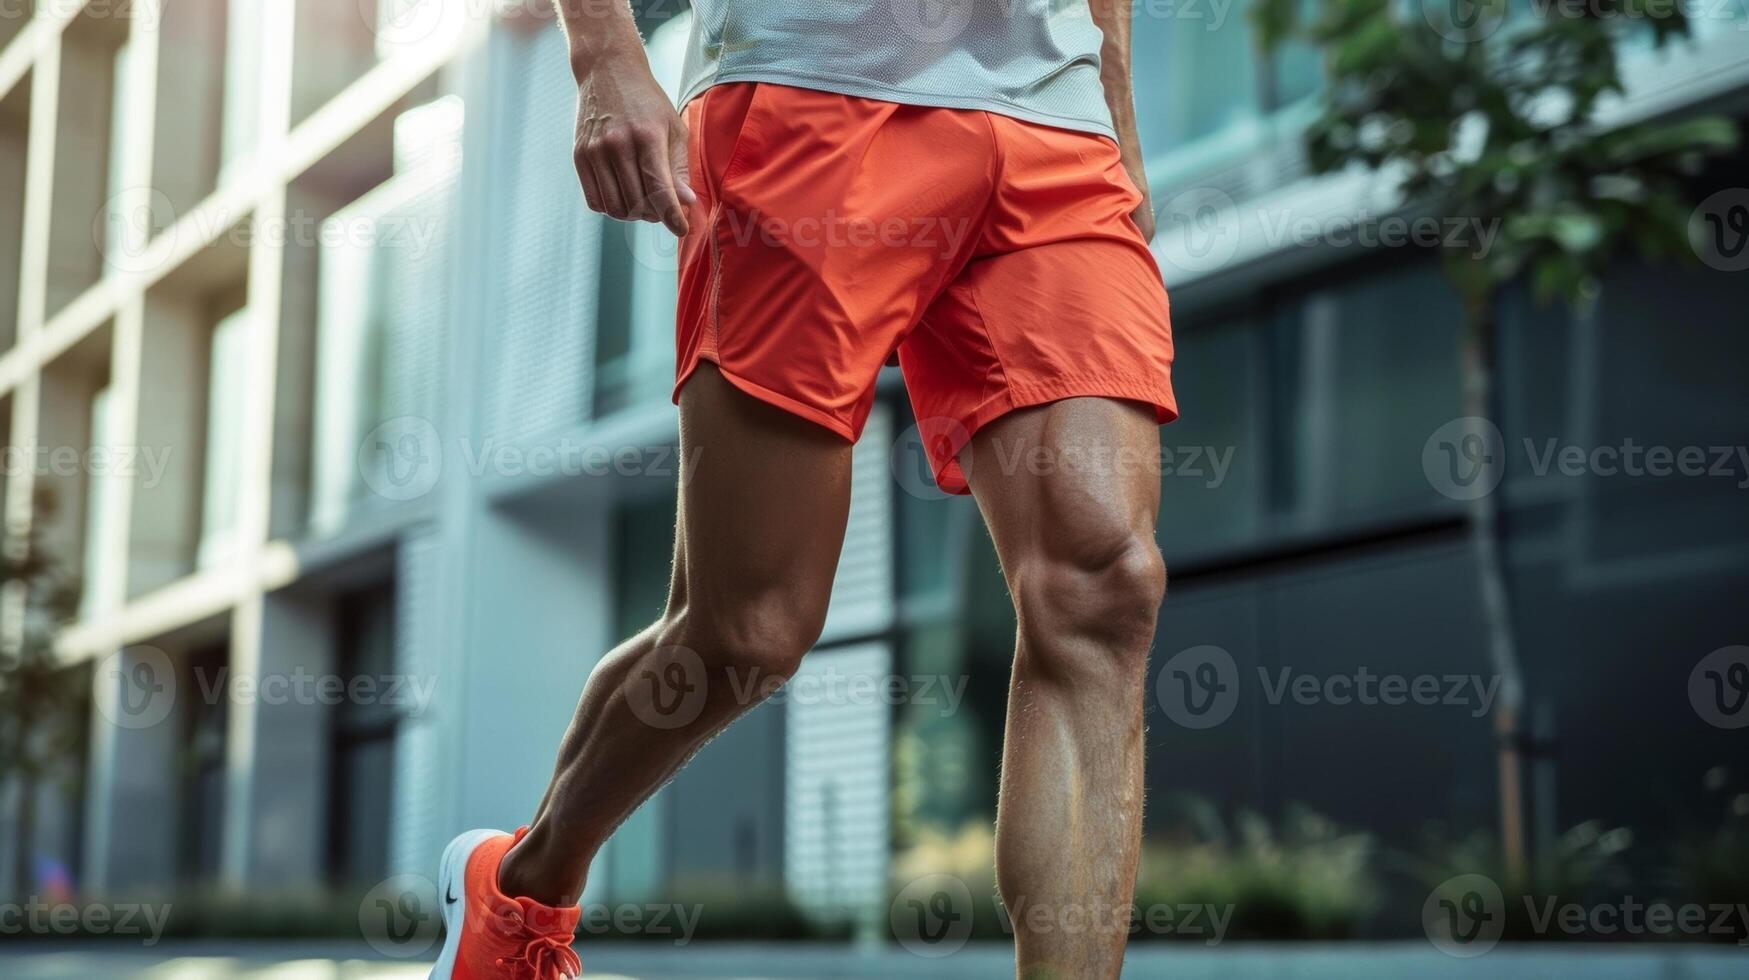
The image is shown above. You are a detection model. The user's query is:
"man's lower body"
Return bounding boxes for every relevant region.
[434,83,1175,980]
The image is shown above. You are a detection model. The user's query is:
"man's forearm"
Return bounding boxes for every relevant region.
[552,0,649,78]
[1089,0,1139,143]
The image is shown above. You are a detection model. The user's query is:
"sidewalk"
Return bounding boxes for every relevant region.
[1,940,1745,978]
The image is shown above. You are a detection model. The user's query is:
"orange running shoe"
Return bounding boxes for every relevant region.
[430,828,582,980]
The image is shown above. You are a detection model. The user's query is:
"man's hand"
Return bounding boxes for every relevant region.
[556,1,694,236]
[574,58,695,236]
[1119,140,1157,244]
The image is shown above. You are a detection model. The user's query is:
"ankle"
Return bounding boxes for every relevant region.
[497,829,584,907]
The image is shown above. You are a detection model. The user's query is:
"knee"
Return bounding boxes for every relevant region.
[1013,531,1166,675]
[671,588,827,683]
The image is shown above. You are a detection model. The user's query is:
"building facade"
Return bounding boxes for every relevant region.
[0,0,1746,936]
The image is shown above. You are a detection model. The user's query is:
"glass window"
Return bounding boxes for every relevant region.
[1132,5,1262,157]
[328,583,398,886]
[1158,315,1269,559]
[180,645,228,884]
[81,386,121,618]
[1265,0,1323,108]
[592,225,636,418]
[1273,260,1465,530]
[199,307,250,568]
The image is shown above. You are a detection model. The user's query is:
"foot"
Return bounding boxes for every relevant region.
[430,827,582,979]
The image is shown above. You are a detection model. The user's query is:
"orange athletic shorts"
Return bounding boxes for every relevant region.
[674,82,1177,494]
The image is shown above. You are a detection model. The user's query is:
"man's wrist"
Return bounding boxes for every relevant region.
[569,41,647,83]
[558,0,649,81]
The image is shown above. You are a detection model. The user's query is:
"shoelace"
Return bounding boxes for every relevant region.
[493,929,582,979]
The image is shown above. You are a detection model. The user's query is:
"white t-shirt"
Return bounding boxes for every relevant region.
[678,0,1117,139]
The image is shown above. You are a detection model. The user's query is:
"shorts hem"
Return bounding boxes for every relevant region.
[673,353,859,444]
[932,372,1179,495]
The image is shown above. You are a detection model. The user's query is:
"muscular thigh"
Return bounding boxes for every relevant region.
[670,364,854,622]
[964,397,1162,573]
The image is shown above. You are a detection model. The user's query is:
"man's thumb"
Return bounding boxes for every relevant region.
[671,122,697,206]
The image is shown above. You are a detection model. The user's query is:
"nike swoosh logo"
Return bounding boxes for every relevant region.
[446,884,458,905]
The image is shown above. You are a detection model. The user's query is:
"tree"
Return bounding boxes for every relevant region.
[0,491,85,900]
[1253,0,1739,877]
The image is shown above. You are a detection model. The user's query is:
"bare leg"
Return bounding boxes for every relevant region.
[497,364,853,906]
[964,398,1166,980]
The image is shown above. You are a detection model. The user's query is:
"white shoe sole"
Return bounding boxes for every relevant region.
[428,828,504,980]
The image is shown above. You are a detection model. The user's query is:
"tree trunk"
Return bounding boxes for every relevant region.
[1461,291,1528,882]
[14,774,35,900]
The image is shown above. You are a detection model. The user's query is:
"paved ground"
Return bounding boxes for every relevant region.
[1,941,1746,979]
